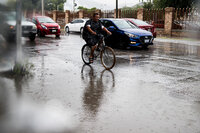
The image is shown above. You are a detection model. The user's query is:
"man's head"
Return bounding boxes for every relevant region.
[92,13,100,22]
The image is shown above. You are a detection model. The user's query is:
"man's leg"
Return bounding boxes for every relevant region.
[88,37,98,59]
[90,45,97,58]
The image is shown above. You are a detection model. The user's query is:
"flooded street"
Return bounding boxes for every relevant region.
[0,34,200,133]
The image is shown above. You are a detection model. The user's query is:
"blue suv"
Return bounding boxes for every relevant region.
[101,18,154,48]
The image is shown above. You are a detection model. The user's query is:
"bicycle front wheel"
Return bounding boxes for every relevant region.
[81,44,91,65]
[100,46,116,70]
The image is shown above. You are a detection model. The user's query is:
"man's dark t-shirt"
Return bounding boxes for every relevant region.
[82,19,104,46]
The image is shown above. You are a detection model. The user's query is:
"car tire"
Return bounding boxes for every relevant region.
[118,39,128,49]
[142,45,148,49]
[5,34,15,42]
[56,35,60,38]
[80,28,83,34]
[29,34,36,41]
[65,27,70,33]
[38,30,45,37]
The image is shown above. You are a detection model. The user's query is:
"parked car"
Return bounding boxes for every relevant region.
[64,19,88,33]
[32,16,61,37]
[125,18,157,38]
[101,18,153,49]
[0,11,37,42]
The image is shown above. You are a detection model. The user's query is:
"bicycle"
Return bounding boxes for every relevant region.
[81,35,116,70]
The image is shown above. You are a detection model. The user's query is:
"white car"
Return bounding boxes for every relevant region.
[64,19,88,33]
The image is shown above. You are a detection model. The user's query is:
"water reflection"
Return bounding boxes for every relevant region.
[81,65,115,119]
[0,69,77,133]
[156,42,200,57]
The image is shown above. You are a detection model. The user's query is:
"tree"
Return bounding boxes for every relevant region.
[77,6,97,12]
[143,2,153,9]
[6,0,41,10]
[153,0,195,8]
[44,0,65,11]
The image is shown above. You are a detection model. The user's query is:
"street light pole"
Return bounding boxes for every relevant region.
[116,0,118,18]
[42,0,44,16]
[16,0,22,65]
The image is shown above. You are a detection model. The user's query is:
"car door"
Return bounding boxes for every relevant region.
[102,20,120,47]
[76,19,84,32]
[69,19,78,31]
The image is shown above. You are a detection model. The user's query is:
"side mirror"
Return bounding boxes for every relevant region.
[108,26,116,30]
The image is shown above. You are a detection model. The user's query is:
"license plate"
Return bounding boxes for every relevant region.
[144,39,149,43]
[52,30,57,33]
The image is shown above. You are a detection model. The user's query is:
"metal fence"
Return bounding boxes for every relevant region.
[102,10,115,18]
[83,10,96,19]
[173,8,200,30]
[143,8,165,28]
[69,12,79,21]
[45,11,53,18]
[121,9,137,18]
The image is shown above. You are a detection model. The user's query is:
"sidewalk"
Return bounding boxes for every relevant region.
[154,37,200,46]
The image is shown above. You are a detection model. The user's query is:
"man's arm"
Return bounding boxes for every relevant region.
[103,27,112,35]
[86,26,97,35]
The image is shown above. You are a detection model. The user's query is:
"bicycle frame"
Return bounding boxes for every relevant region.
[93,37,106,59]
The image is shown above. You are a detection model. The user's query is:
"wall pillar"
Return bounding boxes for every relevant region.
[164,7,174,36]
[79,10,84,18]
[53,10,57,22]
[65,10,70,24]
[137,8,144,20]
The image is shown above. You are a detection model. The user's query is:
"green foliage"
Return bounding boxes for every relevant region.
[153,0,195,8]
[45,0,65,11]
[78,6,97,12]
[12,62,34,76]
[6,0,41,10]
[143,2,153,9]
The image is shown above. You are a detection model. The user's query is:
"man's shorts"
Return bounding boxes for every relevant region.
[85,34,104,46]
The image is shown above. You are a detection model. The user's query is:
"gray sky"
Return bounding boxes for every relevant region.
[64,0,142,11]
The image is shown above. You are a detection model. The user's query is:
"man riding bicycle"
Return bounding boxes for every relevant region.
[82,13,112,63]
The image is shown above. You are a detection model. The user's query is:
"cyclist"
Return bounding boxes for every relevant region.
[82,13,112,63]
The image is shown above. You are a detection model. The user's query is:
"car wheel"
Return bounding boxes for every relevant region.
[142,45,148,49]
[29,34,36,41]
[5,34,15,42]
[56,35,60,38]
[38,30,45,37]
[80,28,83,34]
[65,27,70,33]
[118,39,128,49]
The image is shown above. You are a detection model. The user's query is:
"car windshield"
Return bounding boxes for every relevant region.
[112,20,133,29]
[37,17,55,23]
[126,20,139,29]
[131,19,149,26]
[4,12,26,21]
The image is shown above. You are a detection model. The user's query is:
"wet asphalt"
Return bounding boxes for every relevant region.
[0,33,200,133]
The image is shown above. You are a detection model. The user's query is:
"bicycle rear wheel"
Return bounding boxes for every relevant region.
[100,46,116,70]
[81,44,91,65]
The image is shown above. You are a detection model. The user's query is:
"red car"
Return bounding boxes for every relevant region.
[125,18,157,38]
[32,16,61,37]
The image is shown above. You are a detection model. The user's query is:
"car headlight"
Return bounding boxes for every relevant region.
[125,32,138,38]
[41,24,47,30]
[32,25,37,29]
